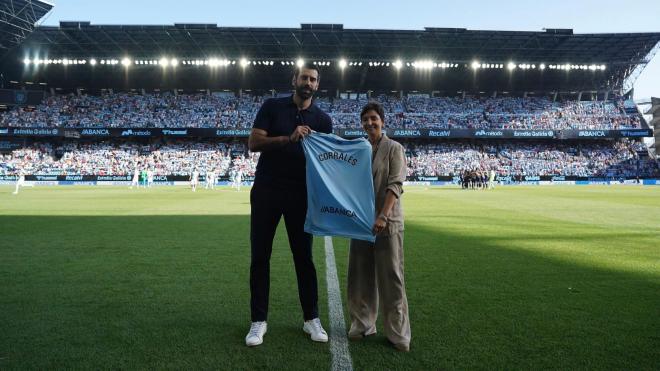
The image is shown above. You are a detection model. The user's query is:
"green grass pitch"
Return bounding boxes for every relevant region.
[1,185,659,370]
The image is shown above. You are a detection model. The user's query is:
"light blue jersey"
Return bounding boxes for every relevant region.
[302,132,376,242]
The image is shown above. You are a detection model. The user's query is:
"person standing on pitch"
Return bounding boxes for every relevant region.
[190,167,199,192]
[245,63,332,346]
[235,168,243,191]
[488,169,496,190]
[140,168,148,188]
[206,168,215,190]
[147,168,154,188]
[12,169,25,195]
[130,164,140,189]
[347,102,411,352]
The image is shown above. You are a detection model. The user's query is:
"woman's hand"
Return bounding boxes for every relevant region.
[372,214,388,235]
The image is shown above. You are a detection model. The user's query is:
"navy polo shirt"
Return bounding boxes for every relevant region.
[253,95,333,187]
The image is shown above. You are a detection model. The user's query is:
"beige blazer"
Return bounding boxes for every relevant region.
[371,134,406,236]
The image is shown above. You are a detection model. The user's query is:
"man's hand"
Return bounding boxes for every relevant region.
[289,125,312,142]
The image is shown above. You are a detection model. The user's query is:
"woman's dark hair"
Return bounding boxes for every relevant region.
[360,101,385,123]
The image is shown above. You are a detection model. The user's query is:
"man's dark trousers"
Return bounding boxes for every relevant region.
[249,181,318,322]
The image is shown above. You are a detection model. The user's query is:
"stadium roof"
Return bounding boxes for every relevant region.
[0,0,52,53]
[17,23,660,63]
[3,23,660,93]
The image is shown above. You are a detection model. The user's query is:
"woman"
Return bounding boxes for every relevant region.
[347,101,411,352]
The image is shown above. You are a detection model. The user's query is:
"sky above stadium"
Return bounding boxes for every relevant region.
[41,0,660,101]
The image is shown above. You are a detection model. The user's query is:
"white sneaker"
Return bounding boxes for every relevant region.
[303,318,328,342]
[245,321,267,346]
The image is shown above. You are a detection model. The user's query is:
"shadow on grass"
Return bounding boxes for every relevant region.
[0,215,330,370]
[2,214,658,370]
[334,221,660,371]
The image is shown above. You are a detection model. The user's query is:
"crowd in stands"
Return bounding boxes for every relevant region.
[0,93,642,130]
[0,93,263,129]
[0,140,256,178]
[2,139,657,179]
[1,92,652,179]
[406,139,659,178]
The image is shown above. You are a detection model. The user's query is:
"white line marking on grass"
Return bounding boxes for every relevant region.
[324,236,353,371]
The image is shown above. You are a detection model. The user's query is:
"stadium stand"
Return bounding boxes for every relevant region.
[0,93,643,130]
[2,138,657,179]
[1,23,659,184]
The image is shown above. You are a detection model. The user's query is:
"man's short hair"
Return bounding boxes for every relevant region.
[360,101,385,124]
[293,62,321,81]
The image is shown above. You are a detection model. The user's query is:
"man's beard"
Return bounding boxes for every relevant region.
[295,84,315,100]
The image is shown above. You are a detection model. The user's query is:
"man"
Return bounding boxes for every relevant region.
[488,169,496,190]
[147,168,154,188]
[12,169,25,195]
[190,168,199,192]
[230,167,237,190]
[130,164,140,189]
[140,168,148,188]
[206,168,215,190]
[245,63,332,347]
[235,167,243,191]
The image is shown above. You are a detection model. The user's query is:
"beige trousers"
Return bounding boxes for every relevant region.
[347,232,411,346]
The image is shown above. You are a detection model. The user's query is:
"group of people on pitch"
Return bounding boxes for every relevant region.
[460,168,496,190]
[245,63,411,352]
